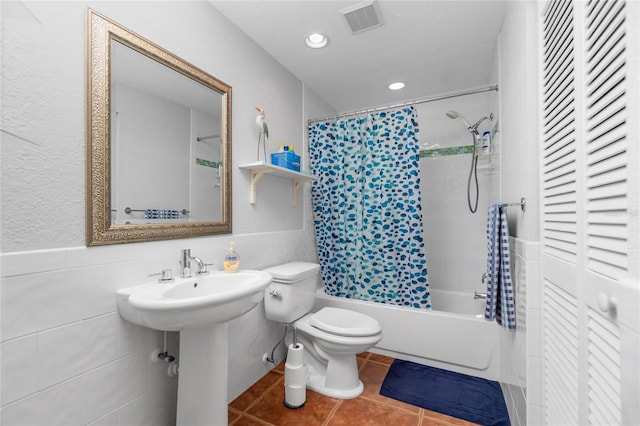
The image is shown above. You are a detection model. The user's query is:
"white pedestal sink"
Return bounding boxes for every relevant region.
[117,270,272,426]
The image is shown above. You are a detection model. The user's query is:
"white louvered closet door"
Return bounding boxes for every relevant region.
[540,1,639,425]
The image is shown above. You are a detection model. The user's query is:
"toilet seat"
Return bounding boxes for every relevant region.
[310,307,382,337]
[294,314,383,347]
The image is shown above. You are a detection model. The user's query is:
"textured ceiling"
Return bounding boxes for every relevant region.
[210,0,506,113]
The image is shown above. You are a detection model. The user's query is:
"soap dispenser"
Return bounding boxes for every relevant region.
[224,242,240,273]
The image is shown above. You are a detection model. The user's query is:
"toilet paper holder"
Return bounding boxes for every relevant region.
[284,341,307,409]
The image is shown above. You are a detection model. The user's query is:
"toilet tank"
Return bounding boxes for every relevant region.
[263,262,321,323]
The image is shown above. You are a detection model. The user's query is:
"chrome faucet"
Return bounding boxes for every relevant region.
[180,249,209,277]
[475,272,488,300]
[474,291,487,300]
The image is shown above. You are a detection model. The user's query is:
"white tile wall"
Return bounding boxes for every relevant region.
[416,92,500,296]
[82,361,123,424]
[118,386,177,426]
[118,319,153,357]
[0,227,318,424]
[86,410,119,426]
[501,237,541,426]
[38,322,89,389]
[1,376,86,426]
[0,335,38,405]
[1,269,86,340]
[0,249,179,426]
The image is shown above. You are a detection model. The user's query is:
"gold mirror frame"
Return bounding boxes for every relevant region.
[86,9,232,246]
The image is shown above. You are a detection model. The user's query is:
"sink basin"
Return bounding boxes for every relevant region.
[117,270,272,331]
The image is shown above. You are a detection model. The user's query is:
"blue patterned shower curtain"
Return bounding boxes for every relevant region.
[309,107,431,309]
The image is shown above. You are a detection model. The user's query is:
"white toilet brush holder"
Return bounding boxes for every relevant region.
[284,343,307,409]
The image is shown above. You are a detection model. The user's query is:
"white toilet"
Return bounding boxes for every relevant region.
[263,262,383,399]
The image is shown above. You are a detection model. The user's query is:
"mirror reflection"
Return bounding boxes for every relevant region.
[110,40,224,225]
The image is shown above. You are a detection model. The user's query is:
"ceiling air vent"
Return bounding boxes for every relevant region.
[340,1,383,34]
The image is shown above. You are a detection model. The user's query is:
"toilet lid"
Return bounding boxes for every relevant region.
[263,262,320,283]
[310,307,382,337]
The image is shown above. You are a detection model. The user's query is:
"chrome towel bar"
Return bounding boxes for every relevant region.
[502,197,526,212]
[124,207,190,215]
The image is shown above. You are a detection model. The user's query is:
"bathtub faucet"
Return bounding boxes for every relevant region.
[474,291,487,300]
[476,272,489,300]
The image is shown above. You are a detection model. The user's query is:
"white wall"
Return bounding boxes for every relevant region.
[0,1,334,424]
[415,92,499,296]
[499,3,540,242]
[494,2,542,426]
[190,110,222,223]
[113,82,191,223]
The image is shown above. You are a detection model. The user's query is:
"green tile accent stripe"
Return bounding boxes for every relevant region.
[419,145,473,158]
[196,158,221,168]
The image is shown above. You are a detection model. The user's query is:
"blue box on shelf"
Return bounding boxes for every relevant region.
[271,151,301,172]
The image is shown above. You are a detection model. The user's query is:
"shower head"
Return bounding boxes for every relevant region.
[446,110,471,128]
[446,110,493,135]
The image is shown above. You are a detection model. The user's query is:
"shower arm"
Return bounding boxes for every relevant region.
[469,113,494,135]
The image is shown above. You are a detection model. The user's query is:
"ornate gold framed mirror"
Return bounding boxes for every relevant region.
[86,9,232,246]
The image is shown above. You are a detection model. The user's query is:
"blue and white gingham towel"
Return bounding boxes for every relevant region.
[485,203,516,330]
[144,209,180,219]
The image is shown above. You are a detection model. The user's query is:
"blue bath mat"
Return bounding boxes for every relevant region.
[380,360,510,426]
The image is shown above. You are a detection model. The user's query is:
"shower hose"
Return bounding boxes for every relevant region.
[467,133,479,213]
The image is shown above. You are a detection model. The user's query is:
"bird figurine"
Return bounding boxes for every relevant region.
[255,106,269,161]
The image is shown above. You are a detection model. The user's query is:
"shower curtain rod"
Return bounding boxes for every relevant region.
[307,85,498,125]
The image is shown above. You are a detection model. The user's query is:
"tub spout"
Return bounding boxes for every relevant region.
[474,291,487,300]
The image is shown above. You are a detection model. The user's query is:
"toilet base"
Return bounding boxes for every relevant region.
[306,366,364,399]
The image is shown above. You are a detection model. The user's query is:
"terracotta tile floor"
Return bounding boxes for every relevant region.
[228,352,479,426]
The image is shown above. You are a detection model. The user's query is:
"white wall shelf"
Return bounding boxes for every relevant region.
[238,161,317,206]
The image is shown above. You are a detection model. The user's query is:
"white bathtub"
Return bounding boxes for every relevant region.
[312,287,501,381]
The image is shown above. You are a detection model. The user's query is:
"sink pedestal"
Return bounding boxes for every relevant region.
[177,324,228,426]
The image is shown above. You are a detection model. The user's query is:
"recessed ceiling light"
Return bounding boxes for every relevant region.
[305,33,328,49]
[388,82,405,90]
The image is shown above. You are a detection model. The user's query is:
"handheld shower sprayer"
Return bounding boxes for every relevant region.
[446,110,494,135]
[446,110,494,213]
[446,110,471,129]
